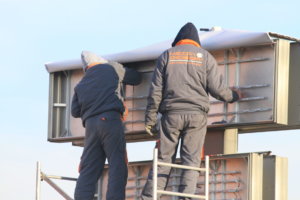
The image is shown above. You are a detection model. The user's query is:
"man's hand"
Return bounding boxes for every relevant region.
[233,88,243,99]
[145,125,159,136]
[230,87,244,102]
[145,125,154,136]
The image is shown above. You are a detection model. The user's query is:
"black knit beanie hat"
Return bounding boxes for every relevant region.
[171,22,201,47]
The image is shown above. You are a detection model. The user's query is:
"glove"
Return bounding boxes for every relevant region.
[230,87,243,102]
[145,125,159,136]
[145,125,154,136]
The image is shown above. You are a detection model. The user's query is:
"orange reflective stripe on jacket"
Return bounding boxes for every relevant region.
[86,62,102,70]
[175,39,201,47]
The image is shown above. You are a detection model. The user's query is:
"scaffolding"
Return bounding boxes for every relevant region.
[35,162,76,200]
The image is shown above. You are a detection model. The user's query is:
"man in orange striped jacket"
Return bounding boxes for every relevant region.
[141,23,240,199]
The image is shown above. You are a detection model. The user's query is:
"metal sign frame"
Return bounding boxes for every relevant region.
[47,40,300,143]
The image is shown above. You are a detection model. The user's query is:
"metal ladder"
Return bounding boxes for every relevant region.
[152,148,209,200]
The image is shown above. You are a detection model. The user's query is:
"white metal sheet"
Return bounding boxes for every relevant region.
[45,29,273,73]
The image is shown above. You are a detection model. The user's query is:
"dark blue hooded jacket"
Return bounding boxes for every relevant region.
[71,61,141,126]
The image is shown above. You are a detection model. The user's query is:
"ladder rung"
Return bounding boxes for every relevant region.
[153,148,209,200]
[157,190,206,199]
[157,161,207,171]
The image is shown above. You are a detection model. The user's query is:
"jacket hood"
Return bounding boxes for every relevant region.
[172,22,201,47]
[81,51,108,72]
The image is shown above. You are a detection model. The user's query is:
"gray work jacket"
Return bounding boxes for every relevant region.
[145,44,236,126]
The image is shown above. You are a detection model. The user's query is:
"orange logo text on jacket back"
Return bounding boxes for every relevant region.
[169,52,203,67]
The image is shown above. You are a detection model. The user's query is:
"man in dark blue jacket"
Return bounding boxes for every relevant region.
[72,51,141,200]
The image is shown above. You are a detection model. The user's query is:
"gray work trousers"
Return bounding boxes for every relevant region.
[74,112,128,200]
[141,113,207,200]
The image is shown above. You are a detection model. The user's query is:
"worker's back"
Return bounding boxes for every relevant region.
[158,44,234,114]
[72,63,124,125]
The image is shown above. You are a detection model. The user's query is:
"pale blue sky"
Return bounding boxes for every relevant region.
[0,0,300,199]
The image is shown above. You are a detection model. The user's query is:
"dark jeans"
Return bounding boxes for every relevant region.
[74,112,128,200]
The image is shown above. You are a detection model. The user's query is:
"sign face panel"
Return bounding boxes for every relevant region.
[48,41,299,142]
[123,46,276,135]
[95,153,287,200]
